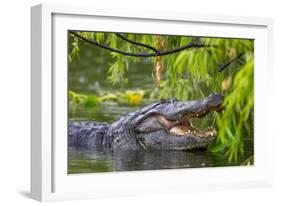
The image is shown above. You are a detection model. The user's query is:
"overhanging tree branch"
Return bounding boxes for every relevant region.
[218,53,244,72]
[114,33,158,53]
[70,31,209,57]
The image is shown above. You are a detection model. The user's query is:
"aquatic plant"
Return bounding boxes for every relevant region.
[69,89,146,107]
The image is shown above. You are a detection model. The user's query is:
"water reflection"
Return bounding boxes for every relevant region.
[112,150,211,170]
[68,144,252,174]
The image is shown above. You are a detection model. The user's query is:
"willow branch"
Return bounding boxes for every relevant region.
[70,31,208,57]
[218,53,244,72]
[114,33,158,53]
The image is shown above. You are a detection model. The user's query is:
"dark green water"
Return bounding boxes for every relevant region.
[68,143,253,174]
[68,37,254,174]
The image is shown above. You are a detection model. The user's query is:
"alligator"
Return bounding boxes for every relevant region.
[68,93,224,151]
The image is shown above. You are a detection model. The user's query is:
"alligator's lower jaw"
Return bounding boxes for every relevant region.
[169,125,217,138]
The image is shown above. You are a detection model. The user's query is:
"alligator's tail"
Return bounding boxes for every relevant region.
[68,121,112,149]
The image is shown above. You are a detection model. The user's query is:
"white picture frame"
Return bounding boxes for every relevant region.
[31,3,274,202]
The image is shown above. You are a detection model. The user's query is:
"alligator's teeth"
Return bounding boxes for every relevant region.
[213,130,217,136]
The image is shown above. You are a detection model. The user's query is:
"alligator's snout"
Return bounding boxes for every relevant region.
[149,93,223,139]
[206,93,224,110]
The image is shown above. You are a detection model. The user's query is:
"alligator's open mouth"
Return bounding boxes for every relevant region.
[135,93,224,148]
[156,110,217,139]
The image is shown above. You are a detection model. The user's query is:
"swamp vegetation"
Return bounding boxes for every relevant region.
[68,31,254,173]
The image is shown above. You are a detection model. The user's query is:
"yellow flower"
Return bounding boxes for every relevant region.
[127,91,143,106]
